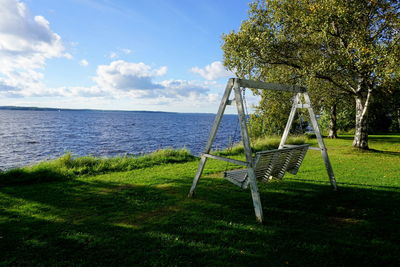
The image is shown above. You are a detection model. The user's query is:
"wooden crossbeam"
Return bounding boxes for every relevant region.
[236,78,306,93]
[203,153,249,167]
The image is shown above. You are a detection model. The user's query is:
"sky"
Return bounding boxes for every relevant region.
[0,0,259,113]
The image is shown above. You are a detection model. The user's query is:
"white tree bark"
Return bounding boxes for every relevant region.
[352,91,371,149]
[328,104,338,139]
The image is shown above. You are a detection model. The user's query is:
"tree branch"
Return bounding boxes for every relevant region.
[314,73,355,94]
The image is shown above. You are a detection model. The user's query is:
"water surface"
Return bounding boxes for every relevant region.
[0,110,240,169]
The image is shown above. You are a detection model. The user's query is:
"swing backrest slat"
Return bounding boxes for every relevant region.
[254,144,310,182]
[224,144,310,187]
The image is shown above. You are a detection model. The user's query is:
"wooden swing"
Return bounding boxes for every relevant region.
[188,78,337,223]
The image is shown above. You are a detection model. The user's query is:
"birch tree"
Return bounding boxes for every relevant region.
[222,0,400,149]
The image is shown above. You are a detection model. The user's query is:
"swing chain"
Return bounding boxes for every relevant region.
[242,87,254,141]
[224,108,240,172]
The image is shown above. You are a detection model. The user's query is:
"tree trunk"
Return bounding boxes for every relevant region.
[328,104,338,138]
[352,93,370,149]
[397,108,400,131]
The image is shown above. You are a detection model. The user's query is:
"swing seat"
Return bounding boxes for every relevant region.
[224,144,310,189]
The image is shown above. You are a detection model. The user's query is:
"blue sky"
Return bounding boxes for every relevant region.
[0,0,258,113]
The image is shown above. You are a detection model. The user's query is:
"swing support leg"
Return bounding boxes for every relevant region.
[279,93,300,149]
[234,82,264,223]
[247,168,264,223]
[188,156,207,197]
[303,93,338,190]
[188,79,234,198]
[279,92,338,191]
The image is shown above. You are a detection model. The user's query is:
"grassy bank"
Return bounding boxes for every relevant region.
[0,135,399,266]
[0,148,195,186]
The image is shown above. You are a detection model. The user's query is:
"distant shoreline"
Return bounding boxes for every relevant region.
[0,106,221,115]
[0,106,179,114]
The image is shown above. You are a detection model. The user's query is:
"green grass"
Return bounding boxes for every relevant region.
[0,148,195,186]
[0,135,399,266]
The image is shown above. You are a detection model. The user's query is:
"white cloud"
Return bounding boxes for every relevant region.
[79,59,89,66]
[159,79,209,98]
[0,0,69,94]
[93,60,167,91]
[121,48,132,55]
[191,61,233,81]
[109,51,118,59]
[108,48,132,59]
[81,62,213,104]
[87,61,212,101]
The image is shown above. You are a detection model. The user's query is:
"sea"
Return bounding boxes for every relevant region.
[0,109,241,170]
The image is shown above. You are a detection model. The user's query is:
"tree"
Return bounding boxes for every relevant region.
[222,0,400,149]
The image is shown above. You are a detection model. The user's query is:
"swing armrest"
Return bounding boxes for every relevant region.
[224,169,250,189]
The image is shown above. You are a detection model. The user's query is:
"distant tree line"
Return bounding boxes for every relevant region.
[222,0,399,149]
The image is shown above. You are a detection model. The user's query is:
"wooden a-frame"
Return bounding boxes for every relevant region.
[188,78,337,223]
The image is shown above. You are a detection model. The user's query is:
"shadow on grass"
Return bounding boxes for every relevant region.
[333,135,400,155]
[1,176,399,266]
[286,177,400,191]
[0,168,70,187]
[365,148,400,156]
[339,135,400,143]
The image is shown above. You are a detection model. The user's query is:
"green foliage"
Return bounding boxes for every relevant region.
[0,149,195,186]
[319,103,355,135]
[249,91,294,137]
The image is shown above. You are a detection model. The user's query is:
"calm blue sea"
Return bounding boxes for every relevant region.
[0,110,240,170]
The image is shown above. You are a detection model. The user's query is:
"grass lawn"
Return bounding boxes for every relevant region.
[0,135,399,266]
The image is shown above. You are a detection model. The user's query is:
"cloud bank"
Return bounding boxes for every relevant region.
[0,0,70,95]
[191,61,233,80]
[94,60,167,91]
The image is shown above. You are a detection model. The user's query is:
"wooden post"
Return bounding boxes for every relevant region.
[188,79,234,197]
[279,93,300,149]
[303,92,338,190]
[234,80,264,223]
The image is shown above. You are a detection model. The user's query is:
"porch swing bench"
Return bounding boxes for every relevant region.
[188,78,338,223]
[224,144,310,189]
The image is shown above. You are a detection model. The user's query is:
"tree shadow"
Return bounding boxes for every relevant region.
[339,135,400,143]
[1,176,399,266]
[332,135,400,155]
[366,148,400,156]
[286,177,400,190]
[0,168,70,186]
